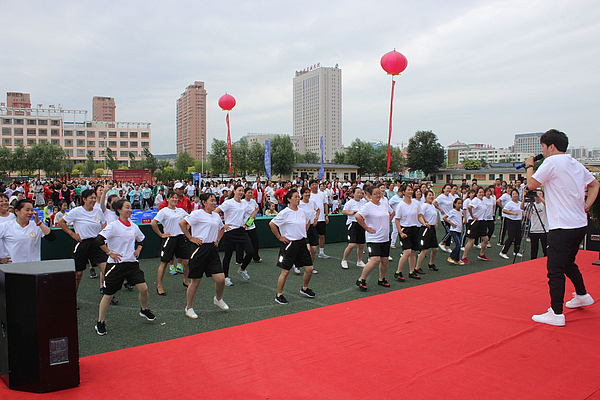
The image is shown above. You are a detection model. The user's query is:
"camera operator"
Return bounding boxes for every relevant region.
[521,190,548,260]
[526,129,599,326]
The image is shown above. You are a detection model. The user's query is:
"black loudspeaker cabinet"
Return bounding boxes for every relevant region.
[0,259,79,393]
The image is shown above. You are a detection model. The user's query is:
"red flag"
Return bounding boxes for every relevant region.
[386,78,396,172]
[226,113,232,173]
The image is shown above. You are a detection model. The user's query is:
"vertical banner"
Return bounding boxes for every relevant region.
[226,113,232,173]
[318,136,324,180]
[264,139,272,179]
[386,78,396,172]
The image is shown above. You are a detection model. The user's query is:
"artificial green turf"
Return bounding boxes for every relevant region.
[77,223,528,356]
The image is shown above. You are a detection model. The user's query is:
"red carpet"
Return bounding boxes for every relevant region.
[3,251,600,399]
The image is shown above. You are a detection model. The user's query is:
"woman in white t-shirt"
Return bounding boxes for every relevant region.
[239,187,261,263]
[355,186,394,291]
[340,187,367,269]
[394,185,422,280]
[94,199,155,336]
[461,188,491,263]
[415,190,439,272]
[442,198,465,265]
[0,199,54,264]
[525,190,548,260]
[179,193,229,318]
[434,184,454,252]
[500,189,523,259]
[269,190,315,305]
[0,193,16,263]
[496,184,514,246]
[483,186,496,242]
[151,191,190,295]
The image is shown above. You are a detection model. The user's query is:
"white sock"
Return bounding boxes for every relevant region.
[319,248,325,255]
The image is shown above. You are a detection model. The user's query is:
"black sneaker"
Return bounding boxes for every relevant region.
[393,272,405,282]
[139,308,156,321]
[409,272,421,280]
[300,287,316,298]
[415,267,426,275]
[378,278,390,287]
[275,294,289,304]
[124,282,134,291]
[111,296,119,305]
[95,321,107,336]
[428,263,439,271]
[356,279,367,291]
[89,267,97,279]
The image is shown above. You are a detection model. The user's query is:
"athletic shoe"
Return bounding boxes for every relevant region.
[474,244,481,249]
[438,243,447,252]
[89,267,97,279]
[393,272,405,282]
[487,243,492,248]
[515,253,523,258]
[378,278,390,287]
[124,282,134,291]
[457,260,465,266]
[111,296,119,305]
[213,296,230,311]
[444,247,452,253]
[532,308,565,326]
[175,264,184,274]
[565,292,595,309]
[408,272,421,279]
[275,294,289,304]
[95,321,107,336]
[428,263,439,271]
[235,261,242,266]
[185,307,198,319]
[139,308,156,321]
[318,253,331,259]
[293,266,301,275]
[477,254,490,261]
[312,269,318,274]
[169,265,177,275]
[356,261,366,267]
[447,257,458,264]
[415,267,426,274]
[491,234,496,238]
[238,268,250,280]
[460,257,471,265]
[499,252,509,259]
[300,287,316,298]
[388,256,393,261]
[356,279,368,291]
[341,260,349,269]
[496,242,502,247]
[225,277,233,286]
[460,247,465,251]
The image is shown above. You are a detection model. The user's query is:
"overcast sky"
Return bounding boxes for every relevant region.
[2,0,599,155]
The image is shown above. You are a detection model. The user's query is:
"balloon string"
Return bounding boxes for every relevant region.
[387,77,396,172]
[226,112,232,173]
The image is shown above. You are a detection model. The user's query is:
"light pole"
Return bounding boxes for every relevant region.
[201,138,204,177]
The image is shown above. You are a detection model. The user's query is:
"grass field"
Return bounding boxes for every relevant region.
[76,223,529,357]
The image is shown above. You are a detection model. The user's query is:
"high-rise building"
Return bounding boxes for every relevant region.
[176,81,207,161]
[514,132,543,155]
[92,96,116,121]
[6,92,31,108]
[293,64,342,162]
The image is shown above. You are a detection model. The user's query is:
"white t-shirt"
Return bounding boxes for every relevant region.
[185,209,223,243]
[299,199,318,224]
[435,193,453,217]
[242,198,258,230]
[445,209,463,232]
[503,201,523,221]
[357,201,392,243]
[389,194,403,212]
[100,219,145,264]
[153,207,189,236]
[310,191,328,222]
[482,196,495,221]
[104,209,118,225]
[186,185,196,197]
[419,203,438,226]
[469,197,486,221]
[0,220,46,263]
[498,193,511,217]
[271,207,308,241]
[530,202,549,234]
[394,200,420,227]
[463,198,473,221]
[62,206,106,240]
[532,154,595,230]
[218,198,246,229]
[0,213,17,258]
[343,198,366,225]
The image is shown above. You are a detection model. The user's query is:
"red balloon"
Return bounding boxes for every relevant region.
[218,93,236,111]
[380,50,408,76]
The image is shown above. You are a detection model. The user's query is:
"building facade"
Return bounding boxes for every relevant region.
[242,132,306,153]
[293,64,342,163]
[176,81,207,161]
[92,96,116,121]
[513,132,543,155]
[1,93,151,164]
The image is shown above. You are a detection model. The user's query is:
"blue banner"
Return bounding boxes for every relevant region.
[264,139,271,179]
[192,172,201,186]
[318,136,324,180]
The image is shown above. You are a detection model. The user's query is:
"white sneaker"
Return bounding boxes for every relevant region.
[312,269,318,274]
[516,253,523,257]
[474,244,481,249]
[185,307,198,319]
[293,266,301,275]
[492,234,496,238]
[341,260,349,269]
[388,256,393,261]
[532,308,565,326]
[213,296,230,311]
[499,252,509,259]
[318,253,331,259]
[438,243,446,252]
[460,247,465,251]
[238,268,250,280]
[356,260,366,267]
[487,243,492,248]
[445,247,452,253]
[496,242,502,247]
[225,277,233,286]
[565,292,594,309]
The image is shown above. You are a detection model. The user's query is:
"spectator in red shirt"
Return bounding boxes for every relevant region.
[274,181,291,212]
[493,178,503,219]
[158,182,193,213]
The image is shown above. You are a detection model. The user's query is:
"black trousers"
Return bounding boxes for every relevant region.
[547,228,587,314]
[236,228,260,262]
[529,232,547,260]
[499,216,508,245]
[501,219,521,255]
[440,220,452,246]
[223,228,254,278]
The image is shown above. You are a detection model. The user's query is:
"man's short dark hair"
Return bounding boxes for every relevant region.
[541,129,569,152]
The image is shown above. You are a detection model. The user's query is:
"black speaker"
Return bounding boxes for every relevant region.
[0,259,79,393]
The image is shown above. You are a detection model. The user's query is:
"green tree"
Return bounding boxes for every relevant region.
[333,151,346,165]
[84,150,96,176]
[12,144,30,175]
[105,147,118,171]
[406,130,445,178]
[231,138,249,176]
[0,146,12,175]
[142,148,158,172]
[208,139,229,175]
[175,151,195,172]
[345,139,374,175]
[270,135,295,177]
[462,159,481,170]
[36,143,67,177]
[371,145,405,174]
[248,141,264,174]
[303,151,320,164]
[158,159,171,170]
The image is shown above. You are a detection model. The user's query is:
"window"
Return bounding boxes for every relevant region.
[120,151,129,157]
[27,139,36,145]
[141,132,149,138]
[65,149,73,157]
[120,141,128,147]
[27,128,36,135]
[98,131,106,137]
[109,131,117,137]
[51,129,60,136]
[120,132,128,138]
[130,141,138,147]
[38,119,47,126]
[27,119,37,125]
[39,139,48,144]
[87,131,95,137]
[64,130,73,136]
[2,128,10,135]
[76,131,85,136]
[489,174,495,181]
[129,132,138,138]
[87,141,95,147]
[2,119,11,124]
[14,119,23,125]
[51,120,60,126]
[108,141,117,147]
[98,141,106,147]
[14,139,23,145]
[2,138,11,145]
[129,151,138,157]
[141,142,149,148]
[51,139,59,145]
[87,150,95,157]
[509,174,516,181]
[77,139,85,146]
[38,129,47,136]
[99,150,105,156]
[65,139,73,146]
[77,150,85,157]
[14,128,23,135]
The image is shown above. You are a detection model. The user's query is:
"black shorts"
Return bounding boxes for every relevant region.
[315,221,327,236]
[485,219,495,237]
[222,227,251,247]
[277,239,313,270]
[347,222,366,244]
[367,241,391,258]
[419,226,438,250]
[103,262,145,295]
[189,243,223,278]
[73,237,107,271]
[400,226,420,251]
[307,225,319,247]
[467,220,488,239]
[160,234,189,263]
